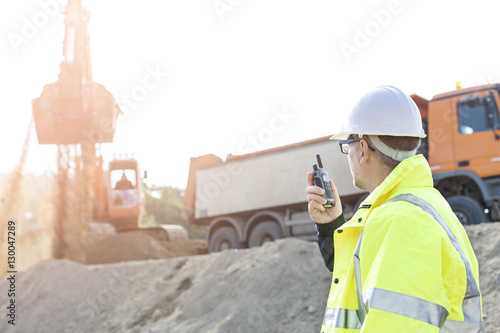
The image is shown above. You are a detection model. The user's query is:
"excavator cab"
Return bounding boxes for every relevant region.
[107,158,143,231]
[110,168,138,205]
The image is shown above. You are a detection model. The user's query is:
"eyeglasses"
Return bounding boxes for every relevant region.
[339,139,361,154]
[339,138,376,154]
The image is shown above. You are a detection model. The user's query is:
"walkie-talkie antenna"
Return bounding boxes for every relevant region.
[316,154,323,168]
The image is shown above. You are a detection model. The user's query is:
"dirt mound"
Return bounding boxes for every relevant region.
[85,232,207,264]
[0,238,330,333]
[465,222,500,330]
[0,223,498,333]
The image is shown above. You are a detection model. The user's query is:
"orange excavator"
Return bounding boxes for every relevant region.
[93,155,144,232]
[32,0,187,244]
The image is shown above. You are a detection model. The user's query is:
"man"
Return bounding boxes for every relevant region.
[115,172,133,190]
[306,85,483,332]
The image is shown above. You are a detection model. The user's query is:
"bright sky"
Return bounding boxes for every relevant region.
[1,0,500,188]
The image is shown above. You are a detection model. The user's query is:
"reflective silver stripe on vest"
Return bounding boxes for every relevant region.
[322,307,361,330]
[353,229,366,324]
[440,319,483,333]
[352,193,482,330]
[363,287,448,328]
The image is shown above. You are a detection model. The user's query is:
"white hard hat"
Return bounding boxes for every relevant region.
[330,85,427,140]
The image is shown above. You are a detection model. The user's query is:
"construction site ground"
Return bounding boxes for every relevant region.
[0,222,499,333]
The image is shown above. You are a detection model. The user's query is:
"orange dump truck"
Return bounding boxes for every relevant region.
[413,83,500,224]
[184,83,500,252]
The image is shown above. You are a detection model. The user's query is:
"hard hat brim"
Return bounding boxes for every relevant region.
[329,131,427,141]
[329,132,349,141]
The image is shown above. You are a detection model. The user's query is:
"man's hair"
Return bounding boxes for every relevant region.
[364,135,421,170]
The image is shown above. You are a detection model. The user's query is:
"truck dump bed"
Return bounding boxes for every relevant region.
[189,136,363,221]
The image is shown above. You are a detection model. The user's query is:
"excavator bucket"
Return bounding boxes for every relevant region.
[32,80,120,145]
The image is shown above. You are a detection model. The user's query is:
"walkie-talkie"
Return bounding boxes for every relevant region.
[312,154,335,208]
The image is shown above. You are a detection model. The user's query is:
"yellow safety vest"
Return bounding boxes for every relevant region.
[321,155,483,332]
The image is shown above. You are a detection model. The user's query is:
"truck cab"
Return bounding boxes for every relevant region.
[413,83,500,224]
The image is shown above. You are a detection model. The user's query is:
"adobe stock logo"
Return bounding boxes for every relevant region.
[194,106,296,209]
[116,64,169,118]
[236,106,296,154]
[212,0,244,21]
[7,0,66,54]
[339,0,409,64]
[78,64,168,155]
[477,73,498,85]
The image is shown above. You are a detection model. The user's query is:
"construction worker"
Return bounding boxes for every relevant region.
[115,172,133,190]
[306,85,483,332]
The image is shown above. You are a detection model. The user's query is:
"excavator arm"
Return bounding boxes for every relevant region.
[32,0,120,145]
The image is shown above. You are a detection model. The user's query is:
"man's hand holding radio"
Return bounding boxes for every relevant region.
[306,172,343,224]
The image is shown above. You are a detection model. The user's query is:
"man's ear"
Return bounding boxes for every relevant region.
[359,140,370,163]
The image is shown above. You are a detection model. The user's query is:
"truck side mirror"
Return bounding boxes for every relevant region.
[483,95,500,140]
[485,107,495,129]
[143,170,148,179]
[483,95,499,129]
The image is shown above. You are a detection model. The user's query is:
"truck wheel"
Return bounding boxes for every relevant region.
[209,227,240,252]
[447,196,487,225]
[248,221,283,248]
